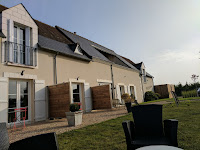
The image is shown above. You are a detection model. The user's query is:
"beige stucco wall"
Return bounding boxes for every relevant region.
[143,77,154,93]
[112,65,143,103]
[56,55,112,87]
[0,50,54,85]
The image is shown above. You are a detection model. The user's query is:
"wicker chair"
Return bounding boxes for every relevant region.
[0,122,59,150]
[0,122,10,150]
[122,104,178,150]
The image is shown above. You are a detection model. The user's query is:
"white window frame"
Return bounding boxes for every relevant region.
[128,84,138,100]
[71,83,82,103]
[13,24,26,65]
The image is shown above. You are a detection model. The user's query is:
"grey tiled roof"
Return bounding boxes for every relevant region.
[38,35,91,61]
[56,27,111,62]
[56,26,139,71]
[115,54,139,71]
[146,72,154,78]
[134,62,142,70]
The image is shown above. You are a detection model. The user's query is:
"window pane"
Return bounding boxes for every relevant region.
[73,94,80,102]
[8,109,15,123]
[20,108,28,121]
[20,82,28,94]
[9,95,17,108]
[14,27,17,41]
[9,81,17,94]
[130,86,135,98]
[120,86,125,96]
[20,95,28,107]
[19,28,25,44]
[73,84,79,93]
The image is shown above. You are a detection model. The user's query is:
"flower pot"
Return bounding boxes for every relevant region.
[65,111,83,126]
[125,102,132,113]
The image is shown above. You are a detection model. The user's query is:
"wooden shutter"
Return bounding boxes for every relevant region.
[7,19,14,62]
[116,85,122,103]
[34,80,46,121]
[127,85,130,95]
[25,27,30,65]
[0,77,8,123]
[134,85,138,100]
[84,83,92,112]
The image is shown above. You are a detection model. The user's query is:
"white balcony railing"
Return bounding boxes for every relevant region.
[4,41,37,67]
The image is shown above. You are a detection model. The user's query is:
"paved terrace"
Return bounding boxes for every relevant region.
[8,107,127,143]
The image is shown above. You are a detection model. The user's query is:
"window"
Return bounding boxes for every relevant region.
[143,69,147,82]
[119,85,125,97]
[72,83,81,103]
[8,80,29,123]
[6,20,36,67]
[74,45,83,55]
[130,86,135,99]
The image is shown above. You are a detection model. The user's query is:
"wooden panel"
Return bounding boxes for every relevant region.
[91,85,112,109]
[154,84,175,99]
[48,83,70,118]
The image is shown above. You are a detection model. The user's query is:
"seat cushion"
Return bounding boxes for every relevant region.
[132,136,171,146]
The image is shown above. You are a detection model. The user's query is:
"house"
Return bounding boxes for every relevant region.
[0,4,154,124]
[121,57,154,95]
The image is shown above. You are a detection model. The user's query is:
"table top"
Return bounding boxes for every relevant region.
[136,145,183,150]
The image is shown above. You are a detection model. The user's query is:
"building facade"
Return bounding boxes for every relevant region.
[0,4,154,124]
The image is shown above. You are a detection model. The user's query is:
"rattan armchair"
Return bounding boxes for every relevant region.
[122,105,178,150]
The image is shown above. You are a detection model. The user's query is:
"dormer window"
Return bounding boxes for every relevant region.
[74,44,83,55]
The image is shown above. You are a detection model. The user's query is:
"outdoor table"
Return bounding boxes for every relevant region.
[136,145,183,150]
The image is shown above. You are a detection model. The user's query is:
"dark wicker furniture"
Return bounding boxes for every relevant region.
[122,104,178,150]
[0,122,59,150]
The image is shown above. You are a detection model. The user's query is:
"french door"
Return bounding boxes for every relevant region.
[8,80,29,123]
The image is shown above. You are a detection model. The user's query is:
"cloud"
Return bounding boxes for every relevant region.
[157,49,199,63]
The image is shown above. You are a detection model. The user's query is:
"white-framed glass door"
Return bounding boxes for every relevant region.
[8,80,29,123]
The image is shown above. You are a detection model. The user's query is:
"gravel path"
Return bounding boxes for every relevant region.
[8,107,127,143]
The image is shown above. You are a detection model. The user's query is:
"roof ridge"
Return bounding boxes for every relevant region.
[34,19,56,29]
[56,25,115,52]
[0,4,8,9]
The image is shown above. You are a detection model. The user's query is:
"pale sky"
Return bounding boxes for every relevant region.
[0,0,199,85]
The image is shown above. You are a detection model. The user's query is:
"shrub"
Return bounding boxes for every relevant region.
[121,93,131,103]
[70,103,80,112]
[182,90,197,98]
[144,91,158,102]
[155,93,161,98]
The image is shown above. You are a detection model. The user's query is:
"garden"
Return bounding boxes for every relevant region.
[58,100,200,150]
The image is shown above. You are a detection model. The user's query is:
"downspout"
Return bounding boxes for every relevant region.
[110,64,115,99]
[54,53,58,84]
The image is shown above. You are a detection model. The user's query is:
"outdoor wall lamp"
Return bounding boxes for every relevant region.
[21,70,25,76]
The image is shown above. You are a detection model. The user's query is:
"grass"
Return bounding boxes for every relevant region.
[58,100,200,150]
[141,97,200,104]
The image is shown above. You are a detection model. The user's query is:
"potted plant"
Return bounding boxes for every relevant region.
[121,93,132,113]
[65,103,83,126]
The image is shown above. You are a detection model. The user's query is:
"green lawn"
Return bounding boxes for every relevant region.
[141,97,200,104]
[58,101,200,150]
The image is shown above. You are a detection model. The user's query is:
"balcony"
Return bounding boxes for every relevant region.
[4,41,37,67]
